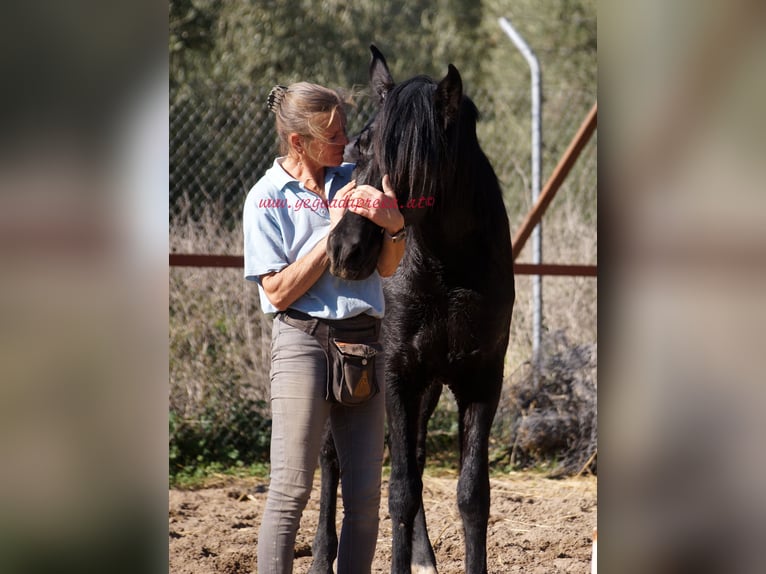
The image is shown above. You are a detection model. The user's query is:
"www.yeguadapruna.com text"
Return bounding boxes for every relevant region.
[257,196,435,210]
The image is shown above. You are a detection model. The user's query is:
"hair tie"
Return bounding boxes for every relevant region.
[267,85,288,113]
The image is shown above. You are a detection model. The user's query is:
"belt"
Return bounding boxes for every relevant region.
[277,308,380,343]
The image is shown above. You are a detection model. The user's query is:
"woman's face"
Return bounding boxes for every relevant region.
[303,112,348,168]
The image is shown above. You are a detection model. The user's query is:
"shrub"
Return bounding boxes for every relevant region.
[169,380,271,478]
[495,329,597,477]
[170,207,274,481]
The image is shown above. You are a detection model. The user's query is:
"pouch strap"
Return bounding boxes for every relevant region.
[277,308,380,343]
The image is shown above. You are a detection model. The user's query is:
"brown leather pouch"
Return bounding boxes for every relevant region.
[329,340,382,405]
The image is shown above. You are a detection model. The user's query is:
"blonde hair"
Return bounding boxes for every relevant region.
[267,82,349,156]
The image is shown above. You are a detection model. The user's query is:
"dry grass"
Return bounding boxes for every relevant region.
[170,198,273,474]
[170,182,596,475]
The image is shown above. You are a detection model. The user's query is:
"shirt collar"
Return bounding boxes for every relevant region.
[269,157,298,191]
[270,157,346,195]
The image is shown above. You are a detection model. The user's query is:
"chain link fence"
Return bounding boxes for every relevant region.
[170,85,596,233]
[169,82,597,479]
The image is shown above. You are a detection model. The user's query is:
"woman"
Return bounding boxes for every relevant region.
[243,82,405,574]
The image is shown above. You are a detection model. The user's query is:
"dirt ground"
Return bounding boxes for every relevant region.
[169,471,596,573]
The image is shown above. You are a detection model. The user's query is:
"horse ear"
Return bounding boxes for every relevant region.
[369,44,394,104]
[435,64,463,129]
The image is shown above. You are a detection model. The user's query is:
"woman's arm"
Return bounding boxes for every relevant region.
[262,175,404,309]
[260,237,329,311]
[261,179,358,310]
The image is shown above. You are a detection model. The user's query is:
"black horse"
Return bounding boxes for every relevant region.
[317,45,515,574]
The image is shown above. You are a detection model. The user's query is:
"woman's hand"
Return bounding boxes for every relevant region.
[329,179,356,229]
[347,175,404,235]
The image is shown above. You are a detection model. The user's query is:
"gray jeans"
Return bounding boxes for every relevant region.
[257,317,385,574]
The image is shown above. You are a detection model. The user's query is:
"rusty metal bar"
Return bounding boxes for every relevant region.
[512,102,597,261]
[513,263,596,277]
[169,253,596,277]
[169,254,243,268]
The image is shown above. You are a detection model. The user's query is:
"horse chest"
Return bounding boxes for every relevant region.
[394,288,492,370]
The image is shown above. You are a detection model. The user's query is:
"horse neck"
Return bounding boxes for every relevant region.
[414,145,507,260]
[412,186,484,255]
[430,145,494,229]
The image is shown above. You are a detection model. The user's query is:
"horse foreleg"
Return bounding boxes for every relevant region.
[309,423,339,574]
[416,381,443,473]
[411,382,443,573]
[387,385,425,574]
[457,387,501,574]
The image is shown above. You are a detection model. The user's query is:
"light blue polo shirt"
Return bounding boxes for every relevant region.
[243,158,384,319]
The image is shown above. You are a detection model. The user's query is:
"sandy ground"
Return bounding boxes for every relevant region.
[169,471,596,573]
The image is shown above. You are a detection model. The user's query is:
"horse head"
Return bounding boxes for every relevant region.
[328,45,465,280]
[325,123,383,280]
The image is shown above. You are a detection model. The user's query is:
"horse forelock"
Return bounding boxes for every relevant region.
[374,76,453,205]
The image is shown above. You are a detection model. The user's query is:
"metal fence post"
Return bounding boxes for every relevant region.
[499,16,543,361]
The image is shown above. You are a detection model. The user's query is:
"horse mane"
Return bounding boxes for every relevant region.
[375,76,449,206]
[375,75,492,216]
